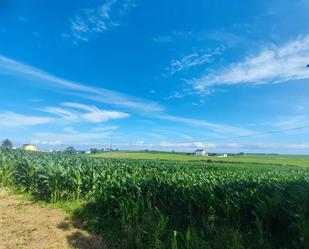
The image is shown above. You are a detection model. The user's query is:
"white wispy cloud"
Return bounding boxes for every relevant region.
[272,115,309,129]
[144,132,166,140]
[0,55,163,113]
[166,48,222,75]
[193,35,309,91]
[0,112,54,127]
[156,141,206,149]
[210,142,309,152]
[160,130,194,140]
[63,102,130,122]
[70,0,116,42]
[40,102,129,123]
[32,131,110,145]
[69,0,137,42]
[39,107,79,122]
[63,127,78,134]
[260,115,309,132]
[91,125,118,132]
[158,114,253,136]
[29,123,119,147]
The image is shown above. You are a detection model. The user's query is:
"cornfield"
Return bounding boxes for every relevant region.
[0,149,309,249]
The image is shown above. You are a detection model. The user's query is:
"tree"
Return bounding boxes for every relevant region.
[1,139,13,149]
[90,148,98,154]
[65,146,76,154]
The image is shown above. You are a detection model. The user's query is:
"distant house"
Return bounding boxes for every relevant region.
[85,150,91,155]
[217,153,228,158]
[194,149,208,156]
[23,144,37,152]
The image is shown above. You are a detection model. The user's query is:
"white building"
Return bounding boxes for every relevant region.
[194,149,208,156]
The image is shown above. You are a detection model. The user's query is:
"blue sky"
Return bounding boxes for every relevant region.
[1,0,309,153]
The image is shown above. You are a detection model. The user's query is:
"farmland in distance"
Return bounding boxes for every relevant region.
[92,151,309,167]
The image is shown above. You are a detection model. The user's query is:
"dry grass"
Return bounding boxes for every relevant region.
[0,188,108,249]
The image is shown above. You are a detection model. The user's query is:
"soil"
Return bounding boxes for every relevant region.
[0,188,108,249]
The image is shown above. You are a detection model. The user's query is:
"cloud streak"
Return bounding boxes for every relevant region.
[0,55,163,113]
[260,115,309,132]
[166,48,222,75]
[40,102,130,123]
[32,131,111,145]
[193,35,309,91]
[39,107,79,122]
[69,0,137,42]
[158,114,253,136]
[0,112,54,127]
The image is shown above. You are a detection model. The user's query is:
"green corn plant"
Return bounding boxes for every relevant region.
[0,155,13,187]
[14,158,38,193]
[0,148,308,249]
[171,230,179,249]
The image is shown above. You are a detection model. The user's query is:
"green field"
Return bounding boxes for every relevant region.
[1,149,309,249]
[92,151,309,167]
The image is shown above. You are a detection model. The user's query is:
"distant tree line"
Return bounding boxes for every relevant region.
[1,139,13,149]
[64,146,119,154]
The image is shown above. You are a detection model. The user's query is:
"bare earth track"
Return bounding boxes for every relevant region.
[0,188,107,249]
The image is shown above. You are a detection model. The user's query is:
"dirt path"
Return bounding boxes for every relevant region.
[0,188,108,249]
